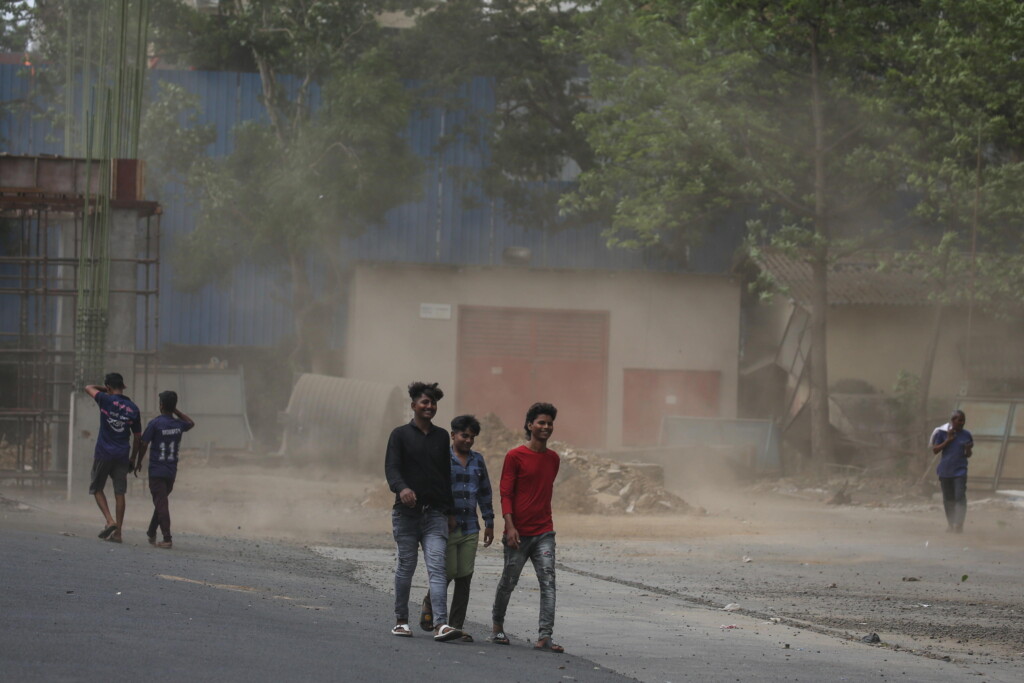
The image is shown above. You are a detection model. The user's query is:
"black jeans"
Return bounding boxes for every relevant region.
[147,476,175,541]
[939,475,967,530]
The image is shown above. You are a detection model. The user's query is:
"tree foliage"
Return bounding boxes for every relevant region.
[161,1,423,372]
[399,0,596,230]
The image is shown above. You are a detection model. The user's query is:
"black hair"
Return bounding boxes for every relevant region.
[408,381,444,402]
[524,402,557,438]
[951,409,966,420]
[159,390,178,413]
[451,414,481,435]
[104,372,125,389]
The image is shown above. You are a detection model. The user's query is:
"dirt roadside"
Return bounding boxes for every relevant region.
[3,457,1022,674]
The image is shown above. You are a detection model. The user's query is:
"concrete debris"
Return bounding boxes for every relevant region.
[861,633,881,644]
[722,603,741,611]
[475,413,691,516]
[361,413,693,515]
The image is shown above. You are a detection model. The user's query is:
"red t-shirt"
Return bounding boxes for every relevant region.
[499,444,560,537]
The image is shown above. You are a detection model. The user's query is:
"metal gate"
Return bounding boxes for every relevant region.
[457,306,609,448]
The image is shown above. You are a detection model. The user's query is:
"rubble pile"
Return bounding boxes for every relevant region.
[361,414,692,515]
[476,414,691,516]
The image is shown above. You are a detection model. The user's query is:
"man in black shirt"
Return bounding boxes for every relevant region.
[384,381,462,642]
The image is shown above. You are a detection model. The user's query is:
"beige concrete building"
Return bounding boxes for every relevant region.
[344,262,741,449]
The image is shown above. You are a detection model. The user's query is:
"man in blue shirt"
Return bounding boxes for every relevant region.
[84,373,143,544]
[419,415,494,642]
[132,390,195,549]
[931,409,973,533]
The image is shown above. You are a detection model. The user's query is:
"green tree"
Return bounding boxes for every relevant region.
[0,1,31,146]
[399,0,596,230]
[167,1,423,373]
[885,0,1024,443]
[571,0,926,471]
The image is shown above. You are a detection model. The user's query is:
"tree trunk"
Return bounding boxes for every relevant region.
[807,25,833,474]
[288,250,334,375]
[808,254,833,476]
[916,303,945,460]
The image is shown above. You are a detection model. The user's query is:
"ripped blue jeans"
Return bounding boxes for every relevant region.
[491,531,556,639]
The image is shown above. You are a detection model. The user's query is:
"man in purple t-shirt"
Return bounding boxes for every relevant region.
[132,390,195,549]
[84,372,143,544]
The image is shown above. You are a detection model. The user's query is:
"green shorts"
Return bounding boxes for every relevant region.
[445,529,479,580]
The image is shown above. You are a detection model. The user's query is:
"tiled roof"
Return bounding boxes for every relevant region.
[753,249,938,306]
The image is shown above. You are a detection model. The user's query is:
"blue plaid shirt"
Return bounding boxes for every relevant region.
[450,447,494,534]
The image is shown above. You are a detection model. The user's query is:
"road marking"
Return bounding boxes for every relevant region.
[157,574,329,610]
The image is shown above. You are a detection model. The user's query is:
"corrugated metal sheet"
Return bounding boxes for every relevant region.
[754,249,935,306]
[2,64,741,348]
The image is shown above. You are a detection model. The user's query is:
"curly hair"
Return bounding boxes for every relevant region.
[523,402,557,438]
[408,381,444,402]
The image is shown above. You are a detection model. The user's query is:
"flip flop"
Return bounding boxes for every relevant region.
[459,633,474,643]
[434,625,462,642]
[98,524,118,539]
[419,594,433,631]
[534,638,565,653]
[391,623,413,637]
[489,631,510,645]
[105,534,123,544]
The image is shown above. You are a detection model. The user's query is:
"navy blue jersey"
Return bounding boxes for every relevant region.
[93,392,142,461]
[142,414,194,478]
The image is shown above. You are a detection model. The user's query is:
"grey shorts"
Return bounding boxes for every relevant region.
[89,459,129,495]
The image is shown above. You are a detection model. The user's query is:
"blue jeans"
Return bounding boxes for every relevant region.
[939,475,967,530]
[392,509,450,625]
[491,531,556,639]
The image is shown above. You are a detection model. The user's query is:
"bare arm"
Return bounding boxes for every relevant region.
[84,385,105,398]
[131,438,148,474]
[173,408,195,428]
[931,432,954,455]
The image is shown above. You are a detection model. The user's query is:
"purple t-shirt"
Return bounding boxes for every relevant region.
[93,392,142,461]
[142,414,194,479]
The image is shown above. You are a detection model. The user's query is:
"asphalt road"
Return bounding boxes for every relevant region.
[0,512,628,683]
[3,493,1020,683]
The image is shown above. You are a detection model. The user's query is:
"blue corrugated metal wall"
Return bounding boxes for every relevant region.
[1,64,738,348]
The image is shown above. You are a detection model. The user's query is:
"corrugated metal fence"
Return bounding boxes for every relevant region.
[1,64,739,348]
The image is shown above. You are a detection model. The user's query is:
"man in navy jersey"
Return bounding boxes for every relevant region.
[84,373,143,544]
[132,390,195,549]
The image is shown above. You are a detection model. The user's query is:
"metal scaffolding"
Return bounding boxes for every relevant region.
[0,156,160,486]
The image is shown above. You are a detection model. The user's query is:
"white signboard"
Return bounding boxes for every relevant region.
[419,303,452,320]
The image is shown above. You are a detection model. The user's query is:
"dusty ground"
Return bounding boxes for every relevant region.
[5,453,1023,676]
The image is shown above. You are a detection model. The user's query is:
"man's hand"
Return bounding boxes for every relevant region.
[504,525,520,549]
[483,527,494,547]
[448,515,457,531]
[399,488,417,507]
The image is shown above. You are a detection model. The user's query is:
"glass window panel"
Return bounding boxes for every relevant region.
[968,441,1002,479]
[956,402,1010,437]
[999,442,1024,481]
[1011,404,1024,437]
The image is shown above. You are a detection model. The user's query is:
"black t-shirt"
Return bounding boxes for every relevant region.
[384,421,454,514]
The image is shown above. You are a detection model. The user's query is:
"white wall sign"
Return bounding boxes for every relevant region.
[419,303,452,320]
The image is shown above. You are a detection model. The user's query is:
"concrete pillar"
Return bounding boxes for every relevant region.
[67,391,95,500]
[106,208,140,394]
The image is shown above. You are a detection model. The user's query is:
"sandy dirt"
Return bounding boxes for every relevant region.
[6,453,1023,676]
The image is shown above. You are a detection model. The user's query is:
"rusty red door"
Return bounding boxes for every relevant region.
[622,369,721,446]
[457,306,609,448]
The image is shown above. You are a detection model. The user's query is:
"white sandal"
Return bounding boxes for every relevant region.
[434,624,462,642]
[391,623,413,637]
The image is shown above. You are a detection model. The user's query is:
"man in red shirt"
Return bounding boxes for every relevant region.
[489,402,563,653]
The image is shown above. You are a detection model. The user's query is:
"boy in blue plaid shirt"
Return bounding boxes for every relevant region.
[420,415,494,641]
